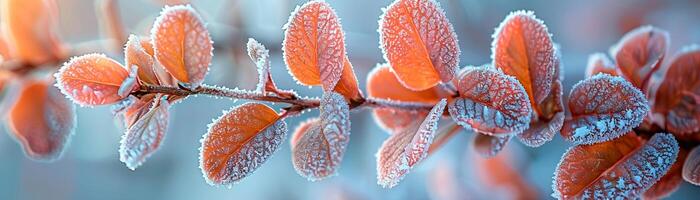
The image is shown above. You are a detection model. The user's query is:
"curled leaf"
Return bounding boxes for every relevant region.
[0,0,64,64]
[199,103,287,186]
[246,38,273,94]
[448,67,532,136]
[643,148,687,199]
[378,0,460,91]
[492,10,556,107]
[125,34,157,84]
[377,99,446,188]
[651,46,700,134]
[553,133,679,199]
[367,63,445,132]
[119,95,170,170]
[473,133,511,158]
[55,54,132,106]
[292,92,350,181]
[151,4,212,88]
[683,146,700,185]
[610,26,669,91]
[517,80,564,147]
[585,53,617,78]
[7,79,76,161]
[561,74,649,145]
[283,1,346,90]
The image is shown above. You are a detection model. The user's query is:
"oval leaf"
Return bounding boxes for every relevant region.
[610,26,669,90]
[119,95,170,170]
[55,53,131,106]
[367,63,445,132]
[492,10,556,107]
[7,79,76,161]
[448,67,532,136]
[292,92,350,181]
[0,0,64,64]
[283,1,346,90]
[378,0,460,91]
[561,74,649,145]
[651,46,700,134]
[125,34,157,84]
[199,103,287,186]
[553,133,679,199]
[151,4,212,88]
[473,133,511,158]
[683,146,700,185]
[377,98,446,188]
[585,52,617,78]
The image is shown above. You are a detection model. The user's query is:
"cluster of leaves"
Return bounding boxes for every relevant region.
[1,0,698,199]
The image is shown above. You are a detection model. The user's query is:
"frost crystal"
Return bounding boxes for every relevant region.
[119,97,170,170]
[246,38,271,94]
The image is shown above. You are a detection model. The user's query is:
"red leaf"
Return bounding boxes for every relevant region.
[151,5,212,88]
[683,146,700,185]
[119,95,170,170]
[610,26,669,91]
[473,133,511,158]
[517,80,564,147]
[585,53,617,78]
[283,1,346,90]
[492,10,556,108]
[55,54,132,106]
[553,133,679,199]
[447,67,532,136]
[7,79,75,161]
[378,0,460,91]
[561,74,649,145]
[292,92,351,181]
[376,99,446,188]
[199,103,287,186]
[651,46,700,134]
[643,148,687,199]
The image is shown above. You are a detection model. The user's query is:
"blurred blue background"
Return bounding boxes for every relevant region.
[1,0,700,199]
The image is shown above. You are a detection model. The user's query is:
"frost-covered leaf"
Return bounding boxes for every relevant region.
[448,67,532,136]
[492,10,556,107]
[683,146,700,185]
[283,1,345,90]
[367,63,445,132]
[125,34,157,84]
[119,95,170,170]
[561,74,649,145]
[246,38,274,94]
[151,4,212,88]
[113,94,154,130]
[199,103,287,186]
[292,92,350,181]
[517,80,564,147]
[651,46,700,134]
[7,79,75,161]
[610,26,669,91]
[585,53,617,78]
[643,148,687,199]
[378,0,460,91]
[376,99,446,188]
[55,54,132,106]
[332,57,362,102]
[553,133,679,200]
[290,118,319,149]
[0,0,64,64]
[473,133,511,158]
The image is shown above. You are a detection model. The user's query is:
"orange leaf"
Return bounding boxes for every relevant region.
[367,63,445,132]
[683,146,700,185]
[55,54,132,106]
[473,133,511,158]
[378,0,460,91]
[119,95,170,170]
[7,79,75,161]
[651,46,700,134]
[332,57,363,102]
[283,1,346,90]
[553,133,679,199]
[610,26,669,91]
[561,74,649,145]
[199,103,286,185]
[125,34,157,84]
[0,0,64,64]
[492,10,556,107]
[643,148,687,199]
[585,53,617,78]
[376,99,446,188]
[448,67,532,136]
[292,92,351,181]
[151,5,212,88]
